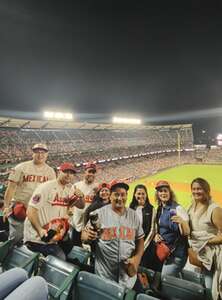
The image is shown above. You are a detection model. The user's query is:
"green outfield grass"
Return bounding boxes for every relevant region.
[127,164,222,209]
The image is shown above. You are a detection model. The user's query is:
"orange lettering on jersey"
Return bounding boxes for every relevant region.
[101,226,135,241]
[22,174,49,183]
[51,193,69,207]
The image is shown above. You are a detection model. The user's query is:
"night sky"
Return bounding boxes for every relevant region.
[0,0,222,142]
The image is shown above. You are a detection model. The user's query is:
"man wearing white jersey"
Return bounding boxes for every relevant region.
[71,162,97,246]
[3,143,56,244]
[24,162,85,260]
[82,180,144,289]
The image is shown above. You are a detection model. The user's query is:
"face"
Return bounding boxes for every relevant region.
[58,170,75,185]
[191,182,207,203]
[99,187,110,202]
[84,168,96,184]
[32,149,48,165]
[135,188,147,206]
[157,187,170,204]
[110,187,127,211]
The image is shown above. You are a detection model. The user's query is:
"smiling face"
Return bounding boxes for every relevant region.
[99,187,110,202]
[110,187,127,213]
[84,168,96,184]
[32,149,48,165]
[134,187,147,207]
[157,186,171,205]
[58,170,75,185]
[191,182,208,203]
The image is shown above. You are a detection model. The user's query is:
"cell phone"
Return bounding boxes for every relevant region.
[41,229,57,243]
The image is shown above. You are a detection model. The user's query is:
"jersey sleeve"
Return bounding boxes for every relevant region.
[8,164,23,183]
[28,184,47,210]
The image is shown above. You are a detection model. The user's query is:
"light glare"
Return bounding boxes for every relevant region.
[112,116,141,125]
[43,111,73,120]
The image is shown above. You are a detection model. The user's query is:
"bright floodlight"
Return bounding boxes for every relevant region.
[112,116,142,125]
[43,111,73,120]
[216,134,222,140]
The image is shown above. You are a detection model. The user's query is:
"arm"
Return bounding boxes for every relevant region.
[126,237,144,276]
[207,207,222,245]
[26,206,46,238]
[171,206,190,236]
[4,181,17,208]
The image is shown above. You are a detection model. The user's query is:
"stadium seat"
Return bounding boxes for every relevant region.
[67,246,91,265]
[38,255,79,300]
[160,275,206,300]
[73,271,126,300]
[0,239,12,265]
[1,245,39,277]
[136,294,159,300]
[180,269,205,287]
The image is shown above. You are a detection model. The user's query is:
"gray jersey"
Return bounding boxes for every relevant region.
[92,204,144,289]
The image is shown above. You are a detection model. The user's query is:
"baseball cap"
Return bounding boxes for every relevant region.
[58,162,76,173]
[110,180,129,192]
[155,180,170,190]
[85,162,97,171]
[32,143,48,152]
[98,182,111,191]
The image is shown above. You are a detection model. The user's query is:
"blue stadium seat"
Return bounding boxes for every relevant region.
[161,275,206,300]
[180,269,205,287]
[38,255,79,300]
[1,245,39,277]
[0,240,12,265]
[73,271,126,300]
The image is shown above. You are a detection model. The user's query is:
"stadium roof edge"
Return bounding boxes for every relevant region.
[0,116,193,130]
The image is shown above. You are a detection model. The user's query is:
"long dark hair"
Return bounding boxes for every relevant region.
[130,184,151,209]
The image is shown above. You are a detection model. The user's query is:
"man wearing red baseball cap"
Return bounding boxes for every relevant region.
[4,143,56,245]
[70,162,98,246]
[24,162,85,259]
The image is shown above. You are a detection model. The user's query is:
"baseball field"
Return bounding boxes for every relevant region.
[127,164,222,209]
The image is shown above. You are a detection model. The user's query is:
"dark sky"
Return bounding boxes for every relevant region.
[0,0,222,141]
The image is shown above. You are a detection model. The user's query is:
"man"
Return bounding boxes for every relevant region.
[24,162,85,260]
[71,162,97,246]
[3,143,56,244]
[81,180,144,289]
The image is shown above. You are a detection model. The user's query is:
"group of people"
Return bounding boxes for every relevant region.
[1,143,222,299]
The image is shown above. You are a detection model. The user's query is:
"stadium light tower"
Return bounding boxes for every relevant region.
[43,111,73,121]
[112,116,142,125]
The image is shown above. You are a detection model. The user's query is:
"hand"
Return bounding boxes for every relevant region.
[124,256,140,277]
[83,225,98,241]
[154,233,163,243]
[69,188,85,209]
[3,207,12,222]
[171,215,184,224]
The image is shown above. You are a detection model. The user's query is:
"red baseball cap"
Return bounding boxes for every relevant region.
[85,162,97,171]
[98,182,111,191]
[155,180,170,190]
[110,180,129,192]
[58,162,76,173]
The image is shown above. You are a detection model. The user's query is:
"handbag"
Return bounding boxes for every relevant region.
[156,241,171,262]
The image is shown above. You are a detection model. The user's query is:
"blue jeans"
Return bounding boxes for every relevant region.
[161,255,187,278]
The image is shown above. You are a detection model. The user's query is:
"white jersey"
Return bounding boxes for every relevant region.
[71,180,97,232]
[24,179,72,243]
[8,160,56,206]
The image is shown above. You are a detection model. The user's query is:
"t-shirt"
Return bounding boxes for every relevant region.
[24,179,72,243]
[92,204,144,289]
[8,160,56,205]
[71,180,97,232]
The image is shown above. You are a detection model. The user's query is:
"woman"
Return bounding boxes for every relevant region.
[84,182,111,225]
[154,180,190,278]
[129,184,158,270]
[188,178,222,300]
